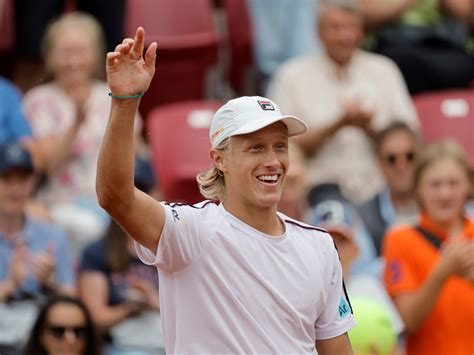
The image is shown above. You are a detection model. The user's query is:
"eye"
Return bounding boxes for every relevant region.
[274,143,288,152]
[248,144,264,152]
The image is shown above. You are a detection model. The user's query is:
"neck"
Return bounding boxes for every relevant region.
[434,217,464,238]
[390,190,415,210]
[0,213,25,239]
[58,79,92,97]
[222,199,284,236]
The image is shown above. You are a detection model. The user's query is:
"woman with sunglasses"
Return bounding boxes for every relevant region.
[23,295,101,355]
[382,140,474,355]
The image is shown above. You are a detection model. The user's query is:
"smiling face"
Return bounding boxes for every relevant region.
[417,157,470,225]
[213,122,289,212]
[48,26,96,87]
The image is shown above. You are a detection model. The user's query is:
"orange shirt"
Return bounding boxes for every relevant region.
[383,214,474,355]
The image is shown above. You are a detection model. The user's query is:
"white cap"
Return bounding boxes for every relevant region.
[209,96,308,148]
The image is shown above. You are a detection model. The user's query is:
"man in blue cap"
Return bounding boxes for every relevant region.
[0,143,75,303]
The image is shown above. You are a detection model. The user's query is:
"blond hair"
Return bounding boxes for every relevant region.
[42,12,105,77]
[414,140,471,190]
[196,138,230,201]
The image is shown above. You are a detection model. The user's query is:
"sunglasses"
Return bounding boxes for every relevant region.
[383,151,415,165]
[46,325,87,340]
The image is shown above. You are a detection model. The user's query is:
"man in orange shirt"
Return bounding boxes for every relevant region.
[383,141,474,355]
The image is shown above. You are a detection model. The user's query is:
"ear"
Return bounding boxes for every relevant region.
[209,148,228,174]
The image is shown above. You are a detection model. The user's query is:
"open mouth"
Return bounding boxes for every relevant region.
[256,174,280,186]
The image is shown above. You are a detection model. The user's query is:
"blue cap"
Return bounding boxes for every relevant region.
[0,143,34,174]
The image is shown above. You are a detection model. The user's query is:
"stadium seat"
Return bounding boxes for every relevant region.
[222,0,254,94]
[0,0,14,53]
[125,0,219,118]
[412,89,474,165]
[146,100,223,203]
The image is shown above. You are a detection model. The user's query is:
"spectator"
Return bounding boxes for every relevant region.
[0,143,75,302]
[246,0,320,92]
[79,220,163,355]
[358,121,421,256]
[312,199,404,353]
[23,295,101,355]
[0,77,32,145]
[361,0,474,94]
[268,0,419,203]
[308,183,380,277]
[383,140,474,355]
[22,13,142,261]
[13,0,125,93]
[0,143,74,353]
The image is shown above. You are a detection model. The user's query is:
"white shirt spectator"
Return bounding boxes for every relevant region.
[268,50,419,202]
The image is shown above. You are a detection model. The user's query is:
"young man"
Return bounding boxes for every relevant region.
[97,27,356,354]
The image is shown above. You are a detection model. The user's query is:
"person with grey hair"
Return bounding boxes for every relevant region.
[268,0,419,203]
[97,27,357,354]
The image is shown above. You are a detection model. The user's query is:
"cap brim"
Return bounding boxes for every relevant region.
[231,115,308,138]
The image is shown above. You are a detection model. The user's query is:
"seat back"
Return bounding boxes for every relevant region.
[147,100,223,203]
[413,89,474,165]
[125,0,219,118]
[222,0,254,94]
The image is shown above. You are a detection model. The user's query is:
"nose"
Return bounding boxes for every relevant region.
[64,329,78,343]
[263,150,280,168]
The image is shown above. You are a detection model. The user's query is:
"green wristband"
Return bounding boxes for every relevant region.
[108,92,144,99]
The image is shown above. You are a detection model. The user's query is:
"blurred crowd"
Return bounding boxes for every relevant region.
[0,0,473,354]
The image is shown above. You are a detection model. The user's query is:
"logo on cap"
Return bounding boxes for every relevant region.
[258,100,275,111]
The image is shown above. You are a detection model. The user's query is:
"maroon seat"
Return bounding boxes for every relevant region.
[412,89,474,165]
[222,0,254,94]
[125,0,219,118]
[147,100,223,203]
[0,0,14,52]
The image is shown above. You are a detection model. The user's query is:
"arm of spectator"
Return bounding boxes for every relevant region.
[440,0,473,23]
[360,0,417,28]
[79,271,140,329]
[130,278,160,311]
[316,333,354,355]
[36,101,86,175]
[0,242,29,302]
[97,28,163,254]
[294,102,373,158]
[392,239,473,333]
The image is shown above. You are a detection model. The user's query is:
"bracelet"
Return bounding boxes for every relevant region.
[108,92,144,99]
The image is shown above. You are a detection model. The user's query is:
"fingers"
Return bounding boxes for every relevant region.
[144,42,157,70]
[132,27,145,58]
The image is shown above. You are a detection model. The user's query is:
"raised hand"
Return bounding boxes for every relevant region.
[106,27,157,97]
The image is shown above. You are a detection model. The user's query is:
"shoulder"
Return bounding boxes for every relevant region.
[383,224,419,253]
[281,214,335,247]
[0,77,21,97]
[26,216,68,240]
[273,54,320,79]
[23,83,58,105]
[163,200,220,219]
[355,50,401,74]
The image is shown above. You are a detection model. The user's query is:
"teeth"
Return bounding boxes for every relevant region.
[258,175,278,182]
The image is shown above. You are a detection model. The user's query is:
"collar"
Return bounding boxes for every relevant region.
[378,188,396,225]
[0,215,36,246]
[419,213,474,242]
[320,50,361,80]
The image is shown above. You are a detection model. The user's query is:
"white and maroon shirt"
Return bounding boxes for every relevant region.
[136,201,356,354]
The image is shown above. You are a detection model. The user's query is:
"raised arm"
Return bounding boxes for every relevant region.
[97,27,163,253]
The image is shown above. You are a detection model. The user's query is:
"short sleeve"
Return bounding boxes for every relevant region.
[79,240,106,273]
[135,202,216,273]
[382,229,419,296]
[314,244,357,340]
